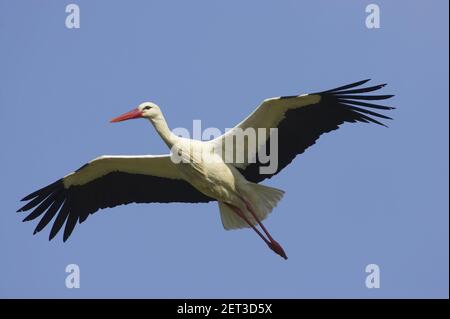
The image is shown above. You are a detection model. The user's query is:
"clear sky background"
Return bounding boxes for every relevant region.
[0,0,448,298]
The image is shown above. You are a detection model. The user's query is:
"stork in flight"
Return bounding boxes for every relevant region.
[18,79,394,259]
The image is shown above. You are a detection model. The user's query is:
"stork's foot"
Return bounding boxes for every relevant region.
[267,240,288,260]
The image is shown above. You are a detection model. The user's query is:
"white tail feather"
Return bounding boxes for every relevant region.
[219,183,285,230]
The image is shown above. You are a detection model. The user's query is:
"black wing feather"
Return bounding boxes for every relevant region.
[239,80,394,183]
[323,79,371,93]
[18,171,214,241]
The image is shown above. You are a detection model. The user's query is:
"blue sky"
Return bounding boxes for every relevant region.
[0,0,448,298]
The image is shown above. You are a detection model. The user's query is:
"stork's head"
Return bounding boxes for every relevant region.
[110,102,162,123]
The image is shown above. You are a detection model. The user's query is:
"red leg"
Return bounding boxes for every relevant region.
[226,203,288,260]
[243,201,275,241]
[242,200,288,260]
[225,203,270,246]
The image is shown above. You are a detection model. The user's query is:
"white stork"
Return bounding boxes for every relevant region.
[18,79,394,259]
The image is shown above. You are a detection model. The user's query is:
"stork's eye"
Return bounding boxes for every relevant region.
[143,105,152,110]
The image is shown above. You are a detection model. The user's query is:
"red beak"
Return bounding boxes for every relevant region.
[110,108,143,123]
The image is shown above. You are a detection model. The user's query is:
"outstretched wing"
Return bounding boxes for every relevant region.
[211,79,394,182]
[18,155,214,241]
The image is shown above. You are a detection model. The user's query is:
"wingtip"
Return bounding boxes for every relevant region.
[23,215,35,222]
[63,232,69,242]
[380,118,391,128]
[17,204,28,213]
[21,193,38,202]
[358,79,371,86]
[21,196,31,202]
[355,79,372,86]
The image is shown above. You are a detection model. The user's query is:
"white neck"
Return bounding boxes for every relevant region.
[149,114,177,149]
